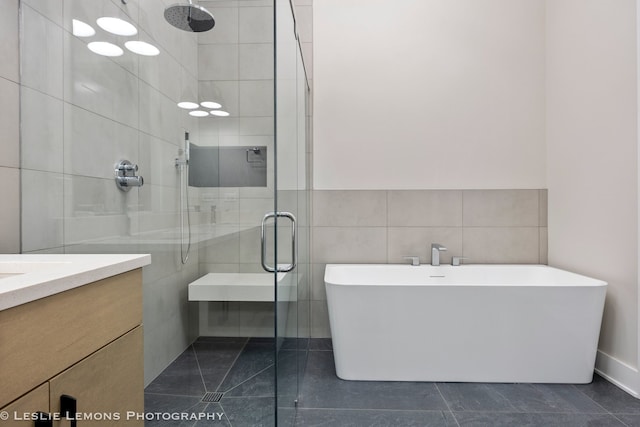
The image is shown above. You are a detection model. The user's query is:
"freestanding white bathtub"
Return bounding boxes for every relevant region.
[325,264,607,384]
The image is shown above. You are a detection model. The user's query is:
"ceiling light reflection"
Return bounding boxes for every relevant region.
[72,19,96,37]
[200,101,221,109]
[87,41,124,57]
[96,17,138,36]
[125,41,160,56]
[178,102,199,109]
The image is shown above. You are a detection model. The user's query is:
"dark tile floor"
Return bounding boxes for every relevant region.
[145,338,640,427]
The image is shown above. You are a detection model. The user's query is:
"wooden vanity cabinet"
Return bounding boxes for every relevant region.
[0,269,144,426]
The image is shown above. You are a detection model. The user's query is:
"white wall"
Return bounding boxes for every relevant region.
[313,0,546,190]
[546,0,638,392]
[313,0,640,395]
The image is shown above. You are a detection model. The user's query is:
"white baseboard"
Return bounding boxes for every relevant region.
[595,350,640,399]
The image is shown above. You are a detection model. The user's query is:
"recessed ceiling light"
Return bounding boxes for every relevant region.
[189,110,209,117]
[177,102,199,109]
[209,110,230,117]
[125,41,160,56]
[200,101,221,109]
[96,17,138,36]
[87,41,124,57]
[72,19,96,37]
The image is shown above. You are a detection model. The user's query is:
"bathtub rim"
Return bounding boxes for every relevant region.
[324,263,608,288]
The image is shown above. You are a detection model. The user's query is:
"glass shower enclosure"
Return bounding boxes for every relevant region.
[19,0,310,424]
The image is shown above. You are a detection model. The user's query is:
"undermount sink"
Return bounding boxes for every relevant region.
[0,261,71,276]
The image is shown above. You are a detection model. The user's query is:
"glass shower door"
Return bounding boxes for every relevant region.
[270,0,311,424]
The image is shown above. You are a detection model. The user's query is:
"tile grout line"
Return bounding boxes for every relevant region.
[295,406,640,415]
[212,337,251,392]
[295,407,466,413]
[568,383,636,426]
[611,414,633,427]
[144,391,205,398]
[569,383,621,418]
[433,383,462,427]
[217,401,234,427]
[191,343,210,396]
[193,337,249,393]
[221,363,275,395]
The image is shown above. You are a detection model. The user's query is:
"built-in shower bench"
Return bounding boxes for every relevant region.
[187,272,294,302]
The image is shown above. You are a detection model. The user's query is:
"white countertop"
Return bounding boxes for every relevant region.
[0,254,151,311]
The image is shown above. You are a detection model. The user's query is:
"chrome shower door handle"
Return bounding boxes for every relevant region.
[261,211,297,273]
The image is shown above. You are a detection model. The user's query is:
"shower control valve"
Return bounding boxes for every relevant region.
[115,160,144,192]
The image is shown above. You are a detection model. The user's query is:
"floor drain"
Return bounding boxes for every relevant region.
[202,392,224,403]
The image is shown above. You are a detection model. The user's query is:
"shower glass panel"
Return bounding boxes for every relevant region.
[19,0,310,424]
[274,0,310,422]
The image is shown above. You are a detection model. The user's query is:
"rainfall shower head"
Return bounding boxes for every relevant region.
[164,1,215,33]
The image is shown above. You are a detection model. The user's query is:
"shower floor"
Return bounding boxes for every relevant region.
[144,337,640,426]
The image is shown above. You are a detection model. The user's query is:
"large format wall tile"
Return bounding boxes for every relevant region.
[199,80,240,117]
[22,0,63,26]
[463,189,540,227]
[388,190,462,227]
[0,0,19,82]
[311,263,327,301]
[0,167,20,253]
[198,5,239,45]
[63,33,138,129]
[387,227,463,265]
[0,78,19,168]
[311,300,330,338]
[313,190,386,227]
[239,6,273,43]
[539,227,548,265]
[239,43,274,80]
[463,227,540,264]
[199,44,240,81]
[63,103,139,179]
[139,80,181,145]
[138,132,180,189]
[138,38,183,102]
[21,87,63,173]
[239,80,274,116]
[313,227,387,263]
[63,174,134,244]
[539,189,548,226]
[21,5,63,99]
[21,169,64,252]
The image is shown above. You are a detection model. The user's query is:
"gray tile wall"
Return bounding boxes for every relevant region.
[310,189,548,337]
[17,0,202,385]
[196,0,274,338]
[0,0,20,254]
[195,0,313,339]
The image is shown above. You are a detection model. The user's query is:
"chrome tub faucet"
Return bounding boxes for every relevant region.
[431,243,447,266]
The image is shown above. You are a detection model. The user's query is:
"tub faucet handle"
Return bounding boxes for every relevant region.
[452,256,468,266]
[403,256,420,266]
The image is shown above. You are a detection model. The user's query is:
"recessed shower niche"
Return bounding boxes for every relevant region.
[188,145,267,187]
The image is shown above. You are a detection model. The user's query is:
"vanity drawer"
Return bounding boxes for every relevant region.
[0,269,142,408]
